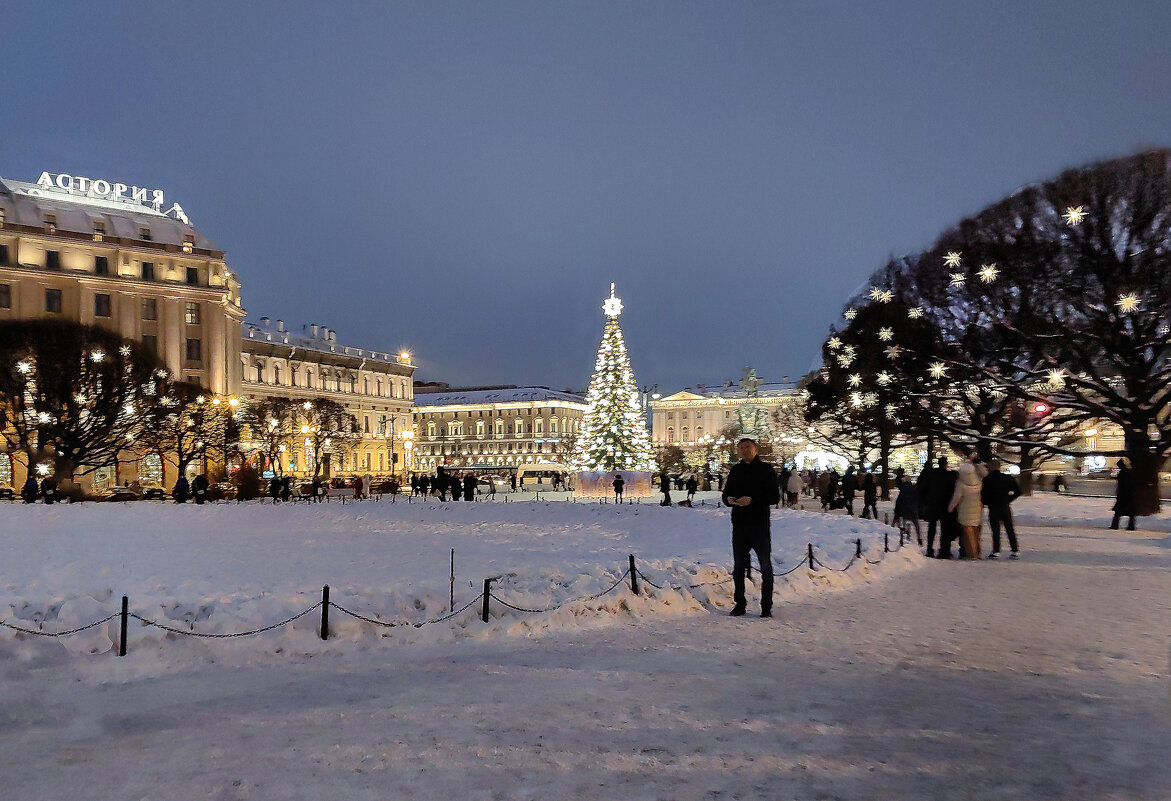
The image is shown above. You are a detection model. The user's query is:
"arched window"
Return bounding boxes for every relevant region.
[514,419,524,436]
[376,379,383,396]
[534,418,544,435]
[667,427,675,444]
[696,426,704,440]
[448,422,462,437]
[364,378,370,394]
[273,365,281,385]
[255,364,263,383]
[682,426,689,442]
[427,421,436,437]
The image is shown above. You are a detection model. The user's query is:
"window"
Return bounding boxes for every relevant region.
[92,221,105,242]
[94,293,111,318]
[187,374,201,387]
[376,379,383,396]
[45,289,62,313]
[142,334,158,354]
[185,338,202,362]
[255,365,263,382]
[495,419,504,437]
[550,417,558,434]
[141,262,155,281]
[682,426,689,442]
[94,256,109,276]
[44,214,57,234]
[182,235,194,254]
[139,227,152,241]
[667,427,675,444]
[667,412,674,420]
[141,298,157,320]
[363,416,371,434]
[364,378,370,394]
[0,245,8,264]
[476,420,485,437]
[273,365,281,385]
[0,283,9,309]
[0,207,5,227]
[378,414,387,435]
[186,267,198,286]
[45,250,60,270]
[514,419,524,436]
[427,422,436,437]
[184,302,200,325]
[534,418,544,435]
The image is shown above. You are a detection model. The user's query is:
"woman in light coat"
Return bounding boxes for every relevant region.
[948,454,989,558]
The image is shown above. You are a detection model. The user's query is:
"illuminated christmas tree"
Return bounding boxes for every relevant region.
[573,284,654,472]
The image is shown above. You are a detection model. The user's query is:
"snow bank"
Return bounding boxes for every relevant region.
[0,498,920,671]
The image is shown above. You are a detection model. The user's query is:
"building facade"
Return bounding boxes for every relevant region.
[650,381,799,448]
[0,172,245,490]
[411,387,586,471]
[240,318,415,478]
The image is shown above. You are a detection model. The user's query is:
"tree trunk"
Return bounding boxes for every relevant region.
[925,432,935,466]
[879,430,892,501]
[1126,431,1162,515]
[1017,447,1037,497]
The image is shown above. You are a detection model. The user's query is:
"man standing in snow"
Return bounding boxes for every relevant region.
[981,459,1021,558]
[613,474,625,503]
[722,438,781,618]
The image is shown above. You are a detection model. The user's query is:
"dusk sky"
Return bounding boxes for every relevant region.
[4,1,1169,393]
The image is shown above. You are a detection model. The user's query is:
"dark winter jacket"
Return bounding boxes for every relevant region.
[722,457,780,529]
[893,479,918,518]
[1113,465,1135,515]
[862,474,878,503]
[172,476,190,504]
[980,470,1021,508]
[840,470,858,500]
[191,475,209,504]
[613,477,625,495]
[21,476,39,503]
[922,468,957,519]
[40,477,58,504]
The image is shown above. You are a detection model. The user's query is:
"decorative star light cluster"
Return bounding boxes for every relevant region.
[1063,205,1086,226]
[978,263,999,283]
[1116,293,1140,313]
[572,284,653,473]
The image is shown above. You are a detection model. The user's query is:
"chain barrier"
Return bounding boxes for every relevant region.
[0,613,119,637]
[486,567,633,615]
[128,603,321,638]
[328,593,485,628]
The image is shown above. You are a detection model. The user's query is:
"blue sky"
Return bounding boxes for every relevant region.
[3,1,1169,391]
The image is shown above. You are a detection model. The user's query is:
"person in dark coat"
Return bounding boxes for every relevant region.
[861,471,878,519]
[686,475,698,503]
[40,475,59,504]
[920,457,954,557]
[613,474,625,503]
[434,467,448,500]
[419,474,430,497]
[510,472,517,491]
[840,467,858,516]
[280,475,292,502]
[463,473,477,502]
[21,475,39,503]
[981,459,1021,557]
[722,438,781,617]
[268,476,281,503]
[892,469,921,544]
[311,477,324,502]
[1110,458,1137,531]
[658,471,671,506]
[191,473,210,504]
[172,475,190,504]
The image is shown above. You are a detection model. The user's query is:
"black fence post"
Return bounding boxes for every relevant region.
[884,533,890,553]
[481,579,492,622]
[320,585,330,640]
[118,595,128,657]
[629,554,639,595]
[807,542,815,570]
[450,548,455,612]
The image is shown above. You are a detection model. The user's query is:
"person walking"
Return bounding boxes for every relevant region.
[510,471,517,492]
[613,474,625,503]
[462,473,476,502]
[722,438,781,617]
[786,469,803,508]
[21,474,39,503]
[172,474,190,504]
[948,450,988,559]
[981,459,1021,558]
[892,468,922,545]
[1109,458,1137,531]
[861,471,879,519]
[191,473,209,505]
[659,471,672,506]
[686,475,698,504]
[840,466,858,516]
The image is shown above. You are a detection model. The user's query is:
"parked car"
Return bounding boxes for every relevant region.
[97,486,140,503]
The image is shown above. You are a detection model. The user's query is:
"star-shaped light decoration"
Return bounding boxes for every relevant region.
[876,371,892,385]
[844,308,857,320]
[928,362,948,379]
[1063,205,1086,226]
[16,360,32,374]
[884,344,902,360]
[848,373,862,387]
[863,392,878,407]
[602,282,624,317]
[943,251,962,268]
[908,306,923,319]
[827,337,842,350]
[842,345,856,358]
[90,349,105,363]
[978,263,999,283]
[836,353,854,368]
[849,391,864,408]
[885,403,897,416]
[1046,368,1066,389]
[949,272,966,288]
[869,287,894,303]
[1116,293,1140,313]
[878,327,893,341]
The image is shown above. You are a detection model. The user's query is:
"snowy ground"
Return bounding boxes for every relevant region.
[1,495,1168,799]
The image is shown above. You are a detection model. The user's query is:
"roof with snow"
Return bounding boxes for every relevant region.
[0,175,219,253]
[658,382,797,402]
[414,387,587,408]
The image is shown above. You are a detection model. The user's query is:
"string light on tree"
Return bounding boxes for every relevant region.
[876,371,892,385]
[1116,293,1140,313]
[978,263,999,283]
[884,344,902,360]
[869,287,894,303]
[949,272,966,287]
[827,337,842,350]
[878,327,893,341]
[928,362,948,379]
[1046,368,1066,388]
[943,251,962,268]
[907,306,923,319]
[1063,205,1087,226]
[848,373,862,387]
[844,308,857,320]
[571,283,653,472]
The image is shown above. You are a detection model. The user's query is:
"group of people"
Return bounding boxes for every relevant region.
[410,468,488,502]
[906,452,1022,559]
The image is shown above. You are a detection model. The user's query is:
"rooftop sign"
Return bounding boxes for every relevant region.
[29,171,190,224]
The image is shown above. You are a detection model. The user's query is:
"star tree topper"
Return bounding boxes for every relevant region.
[602,283,624,317]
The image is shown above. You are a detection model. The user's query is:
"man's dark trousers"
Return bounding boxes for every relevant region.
[732,526,773,612]
[989,504,1018,553]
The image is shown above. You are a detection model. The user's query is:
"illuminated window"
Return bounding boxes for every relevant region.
[92,221,105,242]
[534,418,544,435]
[495,419,504,437]
[182,235,194,254]
[184,302,200,325]
[427,422,436,437]
[667,427,675,444]
[682,427,689,442]
[550,417,558,434]
[476,420,485,437]
[139,454,163,485]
